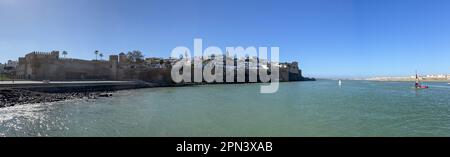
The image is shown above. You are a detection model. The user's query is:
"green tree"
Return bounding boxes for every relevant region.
[126,50,144,63]
[99,53,104,60]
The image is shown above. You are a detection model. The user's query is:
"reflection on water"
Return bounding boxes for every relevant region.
[1,80,450,137]
[0,100,84,137]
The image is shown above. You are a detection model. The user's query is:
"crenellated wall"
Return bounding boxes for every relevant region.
[18,51,115,81]
[16,51,172,83]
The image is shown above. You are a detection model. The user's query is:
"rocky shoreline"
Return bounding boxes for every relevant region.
[0,89,112,108]
[0,79,316,108]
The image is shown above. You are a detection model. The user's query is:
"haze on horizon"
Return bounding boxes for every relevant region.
[1,0,450,78]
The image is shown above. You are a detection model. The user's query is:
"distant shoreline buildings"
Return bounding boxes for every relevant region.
[366,74,450,82]
[0,60,18,72]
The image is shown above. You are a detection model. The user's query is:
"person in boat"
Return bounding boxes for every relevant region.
[415,74,420,88]
[415,72,429,89]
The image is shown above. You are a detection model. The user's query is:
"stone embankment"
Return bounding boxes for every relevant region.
[0,81,149,108]
[0,89,110,108]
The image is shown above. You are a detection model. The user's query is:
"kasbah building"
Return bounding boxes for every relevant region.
[14,50,306,84]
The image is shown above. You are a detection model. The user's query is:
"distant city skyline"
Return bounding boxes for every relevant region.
[1,0,450,78]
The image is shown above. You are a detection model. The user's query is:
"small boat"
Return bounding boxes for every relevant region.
[414,71,429,89]
[338,80,342,86]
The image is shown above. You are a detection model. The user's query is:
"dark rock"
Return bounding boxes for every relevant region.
[99,93,113,97]
[0,89,115,108]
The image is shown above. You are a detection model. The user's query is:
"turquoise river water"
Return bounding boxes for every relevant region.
[1,80,450,137]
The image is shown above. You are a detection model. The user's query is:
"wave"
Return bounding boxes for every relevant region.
[427,85,450,89]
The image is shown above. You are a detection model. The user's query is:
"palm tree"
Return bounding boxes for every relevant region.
[94,50,99,60]
[62,51,68,58]
[99,53,104,60]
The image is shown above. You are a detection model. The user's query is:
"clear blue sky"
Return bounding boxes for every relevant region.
[1,0,450,78]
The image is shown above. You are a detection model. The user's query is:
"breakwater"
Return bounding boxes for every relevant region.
[0,89,101,108]
[0,81,157,93]
[0,81,150,107]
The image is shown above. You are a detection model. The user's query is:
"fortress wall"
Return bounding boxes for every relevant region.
[53,60,113,80]
[289,62,300,74]
[138,68,173,84]
[279,68,290,82]
[116,65,173,84]
[26,56,116,81]
[17,51,308,83]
